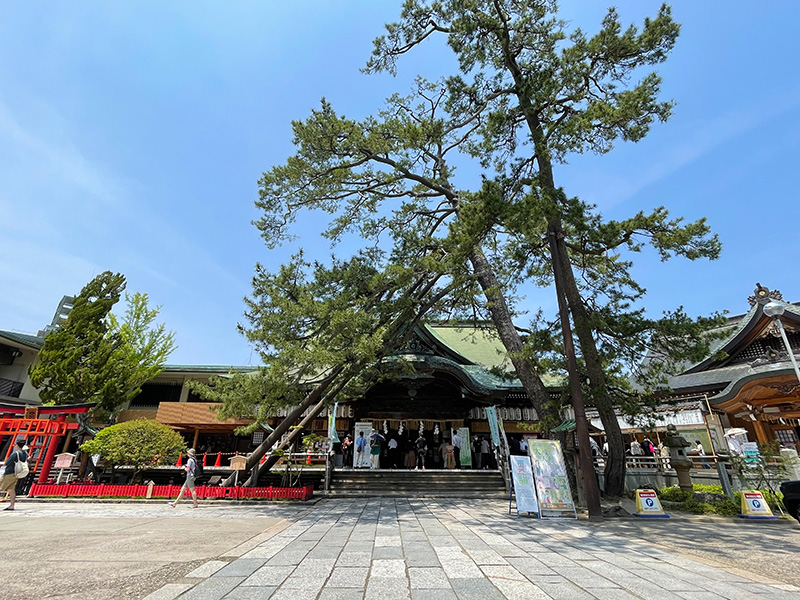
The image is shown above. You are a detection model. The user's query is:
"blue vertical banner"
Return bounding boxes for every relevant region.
[327,402,340,443]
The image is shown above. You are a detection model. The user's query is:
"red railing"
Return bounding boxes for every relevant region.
[27,483,314,501]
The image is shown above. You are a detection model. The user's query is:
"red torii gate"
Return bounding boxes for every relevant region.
[0,403,94,483]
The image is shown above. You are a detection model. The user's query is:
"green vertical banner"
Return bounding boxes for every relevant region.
[327,403,340,443]
[486,406,501,447]
[458,427,471,467]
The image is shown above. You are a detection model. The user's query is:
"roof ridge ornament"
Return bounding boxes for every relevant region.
[748,283,784,307]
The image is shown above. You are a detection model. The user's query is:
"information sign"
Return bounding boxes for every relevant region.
[528,439,576,518]
[633,489,669,518]
[741,442,760,465]
[509,455,539,516]
[739,490,777,519]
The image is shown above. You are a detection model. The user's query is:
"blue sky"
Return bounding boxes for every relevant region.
[1,2,799,366]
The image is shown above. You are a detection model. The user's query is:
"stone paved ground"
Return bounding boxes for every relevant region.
[3,498,798,599]
[136,499,799,600]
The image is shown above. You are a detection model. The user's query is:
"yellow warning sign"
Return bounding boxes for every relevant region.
[633,489,669,518]
[739,490,777,519]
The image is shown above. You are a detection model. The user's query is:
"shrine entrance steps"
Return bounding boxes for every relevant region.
[327,468,507,498]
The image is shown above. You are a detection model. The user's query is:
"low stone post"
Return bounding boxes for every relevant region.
[664,425,693,493]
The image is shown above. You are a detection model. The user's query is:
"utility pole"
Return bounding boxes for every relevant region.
[548,227,603,521]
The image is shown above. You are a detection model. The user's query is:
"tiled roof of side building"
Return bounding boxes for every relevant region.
[0,330,45,349]
[162,365,259,374]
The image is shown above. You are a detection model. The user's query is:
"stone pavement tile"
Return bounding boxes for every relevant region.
[280,574,327,592]
[215,558,267,578]
[143,583,193,600]
[338,551,373,567]
[411,589,457,600]
[345,541,375,552]
[177,576,245,600]
[405,552,441,568]
[185,560,229,579]
[585,589,643,600]
[506,557,556,576]
[449,577,505,600]
[241,565,296,587]
[428,535,458,548]
[408,567,450,589]
[376,535,403,546]
[308,546,344,559]
[370,558,407,578]
[676,592,729,600]
[241,545,283,560]
[716,583,800,599]
[622,569,701,592]
[319,588,366,600]
[401,531,428,542]
[293,558,337,577]
[532,552,579,567]
[266,552,308,566]
[373,546,404,559]
[437,555,483,579]
[614,577,686,600]
[365,579,411,600]
[223,586,278,599]
[488,577,552,600]
[534,578,597,600]
[327,567,369,588]
[467,549,509,566]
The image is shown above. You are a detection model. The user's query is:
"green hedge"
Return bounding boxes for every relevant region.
[656,484,784,517]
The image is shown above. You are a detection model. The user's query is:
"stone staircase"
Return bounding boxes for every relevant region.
[327,468,507,498]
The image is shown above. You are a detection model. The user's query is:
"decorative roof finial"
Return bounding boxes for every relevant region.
[748,283,783,307]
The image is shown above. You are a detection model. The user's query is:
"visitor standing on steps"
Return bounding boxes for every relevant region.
[451,430,462,469]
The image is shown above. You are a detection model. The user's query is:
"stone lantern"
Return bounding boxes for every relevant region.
[664,424,693,493]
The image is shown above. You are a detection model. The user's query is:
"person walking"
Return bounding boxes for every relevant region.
[0,439,29,511]
[369,432,382,469]
[341,434,353,468]
[387,436,399,469]
[451,430,462,469]
[355,431,369,468]
[414,434,427,470]
[480,437,490,470]
[169,448,198,508]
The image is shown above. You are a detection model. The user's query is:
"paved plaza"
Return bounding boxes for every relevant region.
[1,499,798,600]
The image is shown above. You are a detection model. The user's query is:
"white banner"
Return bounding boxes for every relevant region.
[510,455,539,515]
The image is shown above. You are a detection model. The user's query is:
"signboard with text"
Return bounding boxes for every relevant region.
[528,439,576,518]
[509,455,539,516]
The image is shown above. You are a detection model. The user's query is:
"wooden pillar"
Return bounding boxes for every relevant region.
[751,418,770,445]
[192,428,200,450]
[38,416,66,484]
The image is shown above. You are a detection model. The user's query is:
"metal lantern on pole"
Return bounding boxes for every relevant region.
[763,301,800,384]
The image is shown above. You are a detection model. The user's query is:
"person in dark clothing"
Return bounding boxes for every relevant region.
[414,435,427,470]
[1,439,29,511]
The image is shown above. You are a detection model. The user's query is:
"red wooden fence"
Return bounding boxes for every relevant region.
[28,483,313,501]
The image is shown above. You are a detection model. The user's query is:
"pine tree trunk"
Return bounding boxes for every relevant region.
[469,250,553,425]
[552,230,626,497]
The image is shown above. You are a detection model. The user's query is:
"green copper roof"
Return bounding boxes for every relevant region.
[0,330,44,349]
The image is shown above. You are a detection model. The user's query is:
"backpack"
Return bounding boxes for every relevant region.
[192,457,204,480]
[13,451,29,479]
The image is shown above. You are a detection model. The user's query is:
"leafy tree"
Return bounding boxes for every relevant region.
[242,1,723,499]
[189,251,456,484]
[80,419,186,483]
[29,272,176,420]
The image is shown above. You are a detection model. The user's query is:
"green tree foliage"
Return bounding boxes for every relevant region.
[29,272,176,420]
[80,419,186,483]
[247,1,724,497]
